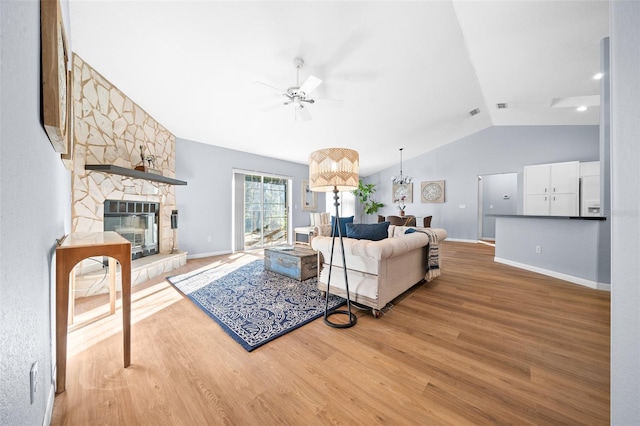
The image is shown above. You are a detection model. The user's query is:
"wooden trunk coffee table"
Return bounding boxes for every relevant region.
[264,245,318,281]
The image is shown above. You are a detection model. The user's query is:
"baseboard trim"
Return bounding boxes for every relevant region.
[187,250,232,260]
[494,257,610,291]
[44,382,55,426]
[446,238,479,244]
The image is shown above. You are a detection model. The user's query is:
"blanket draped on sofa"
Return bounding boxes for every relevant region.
[406,228,441,282]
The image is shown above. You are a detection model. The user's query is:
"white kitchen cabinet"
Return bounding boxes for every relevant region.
[550,193,578,216]
[524,165,551,194]
[524,194,551,215]
[524,161,579,216]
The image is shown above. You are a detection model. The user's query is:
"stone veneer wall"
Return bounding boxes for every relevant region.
[71,54,177,274]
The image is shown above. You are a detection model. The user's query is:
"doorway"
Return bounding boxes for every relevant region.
[233,171,292,250]
[477,173,518,242]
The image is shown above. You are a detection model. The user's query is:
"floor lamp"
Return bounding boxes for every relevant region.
[308,148,359,328]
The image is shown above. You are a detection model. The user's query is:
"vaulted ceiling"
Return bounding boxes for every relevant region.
[68,1,609,176]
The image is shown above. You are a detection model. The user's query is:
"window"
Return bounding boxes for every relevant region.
[325,189,356,218]
[233,171,291,250]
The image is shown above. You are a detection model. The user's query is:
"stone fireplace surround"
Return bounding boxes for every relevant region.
[70,54,186,297]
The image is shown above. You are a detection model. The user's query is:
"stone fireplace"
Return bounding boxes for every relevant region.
[69,54,186,297]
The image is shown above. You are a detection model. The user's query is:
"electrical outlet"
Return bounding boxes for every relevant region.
[535,245,541,254]
[30,361,38,404]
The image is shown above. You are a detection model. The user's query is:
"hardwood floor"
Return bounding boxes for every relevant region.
[51,242,610,425]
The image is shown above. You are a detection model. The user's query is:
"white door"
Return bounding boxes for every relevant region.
[233,171,292,250]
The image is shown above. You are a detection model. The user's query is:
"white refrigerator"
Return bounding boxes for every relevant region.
[580,175,601,217]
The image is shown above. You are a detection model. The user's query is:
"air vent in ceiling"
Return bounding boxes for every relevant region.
[496,103,508,109]
[469,108,480,116]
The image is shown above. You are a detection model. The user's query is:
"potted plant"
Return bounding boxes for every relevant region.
[353,179,384,223]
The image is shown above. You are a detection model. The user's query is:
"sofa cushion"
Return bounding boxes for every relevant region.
[331,215,354,237]
[346,221,390,241]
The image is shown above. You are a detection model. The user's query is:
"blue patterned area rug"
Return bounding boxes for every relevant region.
[167,259,345,352]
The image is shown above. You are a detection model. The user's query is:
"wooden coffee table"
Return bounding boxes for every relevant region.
[264,245,318,281]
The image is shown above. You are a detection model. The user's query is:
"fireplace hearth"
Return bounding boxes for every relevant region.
[104,200,159,260]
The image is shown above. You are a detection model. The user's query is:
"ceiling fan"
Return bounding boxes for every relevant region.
[256,58,324,121]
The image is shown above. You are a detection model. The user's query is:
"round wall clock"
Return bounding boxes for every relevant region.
[421,181,445,203]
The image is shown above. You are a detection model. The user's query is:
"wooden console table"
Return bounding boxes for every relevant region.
[55,232,132,394]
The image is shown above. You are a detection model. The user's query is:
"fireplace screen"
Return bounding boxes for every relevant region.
[104,200,159,259]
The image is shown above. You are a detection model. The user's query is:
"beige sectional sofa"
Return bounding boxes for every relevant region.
[311,225,447,317]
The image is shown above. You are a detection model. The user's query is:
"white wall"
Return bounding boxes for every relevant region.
[494,217,603,286]
[610,1,640,423]
[365,125,599,239]
[0,1,72,423]
[175,138,322,257]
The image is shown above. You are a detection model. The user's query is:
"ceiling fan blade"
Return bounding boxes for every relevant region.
[299,75,322,95]
[296,106,312,122]
[253,80,285,94]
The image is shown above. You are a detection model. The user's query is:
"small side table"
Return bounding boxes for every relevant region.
[55,232,132,394]
[294,226,316,245]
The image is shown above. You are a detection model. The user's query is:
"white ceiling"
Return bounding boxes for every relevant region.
[68,1,609,176]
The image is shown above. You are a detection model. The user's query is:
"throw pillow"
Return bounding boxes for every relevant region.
[330,215,354,237]
[346,221,390,241]
[310,212,331,226]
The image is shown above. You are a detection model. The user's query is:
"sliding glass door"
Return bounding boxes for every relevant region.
[234,171,291,250]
